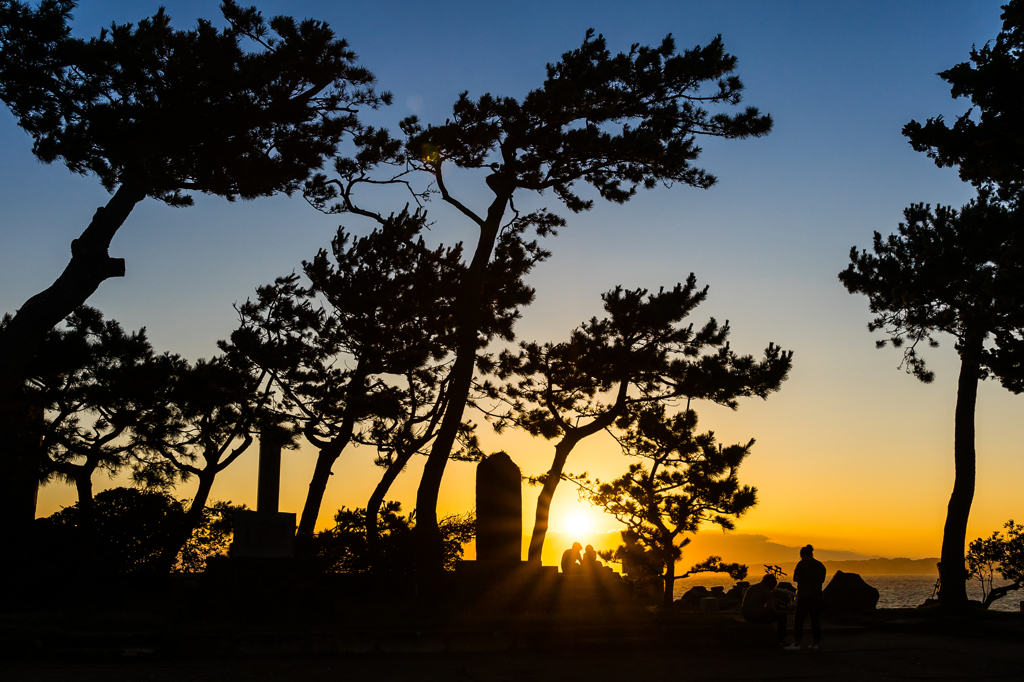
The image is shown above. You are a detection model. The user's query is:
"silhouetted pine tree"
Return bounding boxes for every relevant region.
[225,208,544,567]
[839,196,1024,607]
[484,276,790,563]
[903,0,1024,205]
[306,29,773,581]
[133,354,281,572]
[0,0,387,528]
[573,403,756,606]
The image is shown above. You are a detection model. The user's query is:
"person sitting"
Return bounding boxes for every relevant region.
[560,542,583,574]
[741,573,791,646]
[582,544,601,570]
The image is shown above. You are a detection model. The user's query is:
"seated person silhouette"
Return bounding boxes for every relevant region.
[582,544,601,570]
[560,541,583,574]
[741,574,792,646]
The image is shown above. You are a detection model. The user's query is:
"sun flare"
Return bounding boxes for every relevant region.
[564,511,592,537]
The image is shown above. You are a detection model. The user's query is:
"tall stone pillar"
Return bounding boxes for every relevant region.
[231,427,294,559]
[257,430,283,513]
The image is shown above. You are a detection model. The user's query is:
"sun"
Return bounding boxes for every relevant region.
[564,511,592,537]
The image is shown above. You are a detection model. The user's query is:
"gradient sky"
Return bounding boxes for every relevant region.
[3,0,1020,562]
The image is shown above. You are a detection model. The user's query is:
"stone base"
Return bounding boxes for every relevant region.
[230,510,296,558]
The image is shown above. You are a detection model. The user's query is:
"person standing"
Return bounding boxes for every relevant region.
[785,544,827,651]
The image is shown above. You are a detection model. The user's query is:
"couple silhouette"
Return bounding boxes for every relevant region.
[560,541,600,574]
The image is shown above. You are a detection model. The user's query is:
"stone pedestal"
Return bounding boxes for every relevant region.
[231,509,296,558]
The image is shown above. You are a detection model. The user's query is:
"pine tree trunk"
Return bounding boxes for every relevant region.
[73,470,94,509]
[939,335,981,608]
[159,470,216,573]
[0,183,145,532]
[73,466,98,574]
[366,448,413,570]
[414,215,502,588]
[298,443,344,536]
[528,438,579,562]
[662,551,676,607]
[528,382,628,563]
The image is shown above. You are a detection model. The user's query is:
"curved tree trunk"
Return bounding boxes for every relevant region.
[414,214,502,588]
[0,183,145,533]
[159,470,217,573]
[662,552,677,607]
[939,336,981,608]
[982,582,1020,608]
[73,469,95,509]
[366,447,413,569]
[298,444,344,536]
[527,382,629,563]
[72,465,98,574]
[528,438,579,562]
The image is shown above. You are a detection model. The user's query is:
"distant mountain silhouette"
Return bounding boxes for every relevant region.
[778,557,940,576]
[481,531,938,574]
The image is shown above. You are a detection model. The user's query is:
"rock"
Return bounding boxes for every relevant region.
[675,585,710,611]
[699,596,719,613]
[720,583,746,611]
[822,570,879,614]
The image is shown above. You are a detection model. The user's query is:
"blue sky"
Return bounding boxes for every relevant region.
[3,1,1020,558]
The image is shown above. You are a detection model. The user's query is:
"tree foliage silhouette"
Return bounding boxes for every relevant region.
[224,209,540,554]
[36,486,243,575]
[133,353,281,572]
[486,276,791,562]
[311,501,474,576]
[308,28,772,579]
[18,307,179,509]
[572,403,757,605]
[839,195,1024,607]
[0,0,387,526]
[966,520,1024,608]
[903,0,1024,204]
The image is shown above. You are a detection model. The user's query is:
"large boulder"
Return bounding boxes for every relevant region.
[822,571,879,614]
[675,585,709,611]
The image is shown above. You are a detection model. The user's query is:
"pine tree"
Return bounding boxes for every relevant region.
[574,403,757,605]
[486,276,790,563]
[308,29,772,581]
[839,196,1024,607]
[0,0,386,527]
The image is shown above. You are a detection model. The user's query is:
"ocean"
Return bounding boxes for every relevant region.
[672,574,1021,613]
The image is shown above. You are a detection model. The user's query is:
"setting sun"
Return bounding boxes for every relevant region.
[563,510,593,537]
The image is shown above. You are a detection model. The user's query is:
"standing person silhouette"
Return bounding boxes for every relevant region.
[784,544,827,651]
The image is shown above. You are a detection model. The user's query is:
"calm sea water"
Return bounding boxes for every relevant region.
[672,574,1021,613]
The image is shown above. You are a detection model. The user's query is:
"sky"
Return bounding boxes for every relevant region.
[2,0,1021,564]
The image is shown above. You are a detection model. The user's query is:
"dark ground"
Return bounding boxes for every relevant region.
[2,627,1022,682]
[2,570,1021,681]
[3,609,1022,682]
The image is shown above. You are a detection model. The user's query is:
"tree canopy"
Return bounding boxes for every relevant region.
[903,0,1024,204]
[487,276,791,562]
[0,0,386,205]
[308,28,772,579]
[839,195,1024,607]
[575,403,757,606]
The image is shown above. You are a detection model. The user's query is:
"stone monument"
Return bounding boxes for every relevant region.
[475,451,522,562]
[230,428,295,558]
